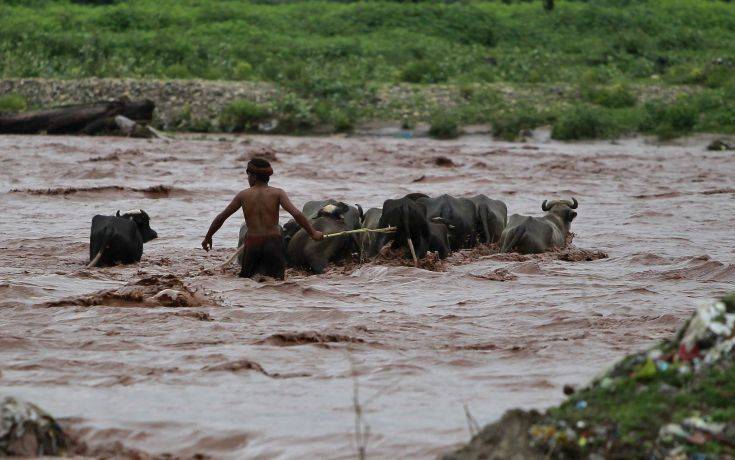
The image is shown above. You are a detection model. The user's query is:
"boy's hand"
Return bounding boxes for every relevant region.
[311,230,324,241]
[201,236,213,251]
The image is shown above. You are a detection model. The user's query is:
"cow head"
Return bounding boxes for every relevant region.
[541,197,578,223]
[317,202,350,219]
[117,209,158,242]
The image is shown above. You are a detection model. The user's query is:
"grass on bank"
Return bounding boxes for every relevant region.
[1,0,735,139]
[548,349,735,457]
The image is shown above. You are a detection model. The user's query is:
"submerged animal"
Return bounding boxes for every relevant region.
[88,209,158,267]
[375,194,431,261]
[500,198,578,254]
[287,203,359,273]
[418,194,478,250]
[469,195,507,244]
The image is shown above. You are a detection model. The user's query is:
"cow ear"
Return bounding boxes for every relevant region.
[116,210,121,217]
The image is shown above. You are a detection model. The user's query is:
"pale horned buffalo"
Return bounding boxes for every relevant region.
[500,198,578,254]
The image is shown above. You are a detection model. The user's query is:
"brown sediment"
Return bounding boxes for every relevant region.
[258,331,365,346]
[9,184,187,198]
[1,133,733,458]
[236,145,279,163]
[40,275,211,308]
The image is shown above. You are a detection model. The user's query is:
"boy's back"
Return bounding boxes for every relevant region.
[240,185,282,237]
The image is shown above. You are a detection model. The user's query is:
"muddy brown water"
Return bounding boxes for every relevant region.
[1,133,733,458]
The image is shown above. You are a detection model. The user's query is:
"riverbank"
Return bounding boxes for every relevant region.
[446,295,735,460]
[4,77,734,142]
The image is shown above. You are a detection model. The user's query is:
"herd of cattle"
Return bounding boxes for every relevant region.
[268,193,579,273]
[87,193,579,274]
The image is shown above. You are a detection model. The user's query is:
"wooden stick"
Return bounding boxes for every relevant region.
[406,237,418,267]
[220,244,245,270]
[220,227,397,269]
[323,226,397,239]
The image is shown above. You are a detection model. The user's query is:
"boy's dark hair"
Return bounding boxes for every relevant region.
[246,158,273,184]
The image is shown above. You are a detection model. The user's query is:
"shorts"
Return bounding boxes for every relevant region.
[239,234,286,280]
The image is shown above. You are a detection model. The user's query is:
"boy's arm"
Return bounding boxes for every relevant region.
[202,192,244,250]
[279,190,323,240]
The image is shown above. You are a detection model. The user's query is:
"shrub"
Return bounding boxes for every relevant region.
[401,61,447,84]
[0,93,27,113]
[232,61,254,81]
[640,100,698,139]
[551,106,608,140]
[331,110,356,133]
[583,84,637,108]
[219,100,271,133]
[429,111,460,140]
[492,109,546,141]
[272,94,318,133]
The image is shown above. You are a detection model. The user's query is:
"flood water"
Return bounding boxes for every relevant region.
[1,133,733,458]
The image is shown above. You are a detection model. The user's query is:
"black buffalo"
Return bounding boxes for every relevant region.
[428,220,451,259]
[88,209,157,267]
[469,195,507,244]
[287,203,359,273]
[375,194,431,261]
[500,198,578,254]
[418,194,477,250]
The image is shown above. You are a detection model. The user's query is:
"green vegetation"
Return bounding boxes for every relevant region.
[1,0,734,138]
[0,93,27,113]
[448,294,735,459]
[429,111,461,139]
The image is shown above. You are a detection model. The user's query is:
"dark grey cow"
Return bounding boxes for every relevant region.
[283,199,363,249]
[88,209,158,267]
[360,207,383,259]
[287,203,358,273]
[500,198,579,254]
[427,220,451,259]
[303,199,363,231]
[469,195,507,244]
[418,194,477,250]
[375,194,431,261]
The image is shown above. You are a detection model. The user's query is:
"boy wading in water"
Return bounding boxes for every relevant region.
[201,158,323,280]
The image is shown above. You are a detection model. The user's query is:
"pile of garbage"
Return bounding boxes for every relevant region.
[446,295,735,460]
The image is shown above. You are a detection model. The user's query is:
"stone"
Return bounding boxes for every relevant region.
[0,397,68,456]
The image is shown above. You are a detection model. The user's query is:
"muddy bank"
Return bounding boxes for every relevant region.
[1,133,734,458]
[445,295,735,459]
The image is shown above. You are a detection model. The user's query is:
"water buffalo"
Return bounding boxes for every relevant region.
[88,209,158,267]
[375,194,431,262]
[428,220,451,259]
[287,203,358,273]
[282,199,363,250]
[360,207,383,259]
[303,199,363,231]
[469,195,507,244]
[418,194,477,250]
[500,198,578,254]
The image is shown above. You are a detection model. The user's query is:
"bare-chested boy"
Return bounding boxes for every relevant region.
[201,158,323,280]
